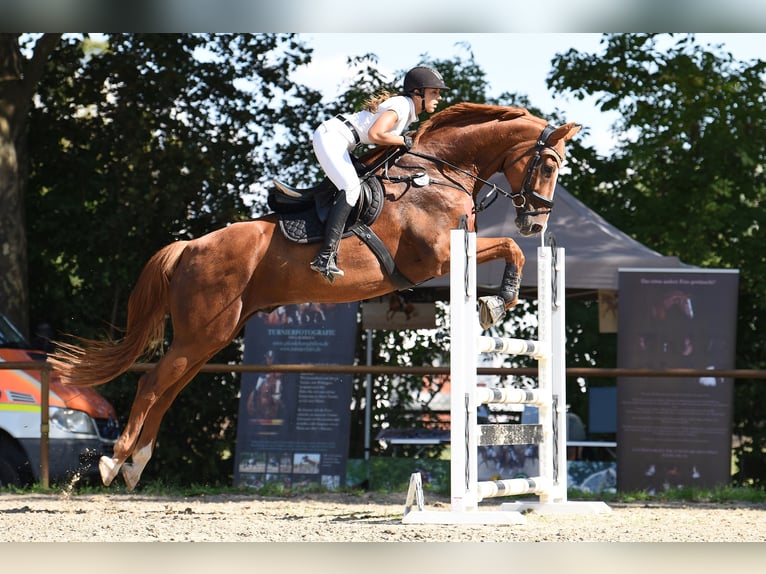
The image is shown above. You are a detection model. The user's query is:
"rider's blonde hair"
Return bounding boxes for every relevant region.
[363,90,398,112]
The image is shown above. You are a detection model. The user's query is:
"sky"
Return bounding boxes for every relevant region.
[291,33,766,156]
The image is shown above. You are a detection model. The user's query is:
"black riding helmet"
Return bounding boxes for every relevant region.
[403,66,449,94]
[403,66,448,113]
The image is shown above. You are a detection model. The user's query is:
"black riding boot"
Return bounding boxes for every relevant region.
[310,190,354,284]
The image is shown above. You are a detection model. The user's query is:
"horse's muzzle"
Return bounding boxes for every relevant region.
[515,216,544,236]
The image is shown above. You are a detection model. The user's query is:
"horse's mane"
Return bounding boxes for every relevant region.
[418,102,531,136]
[357,103,532,164]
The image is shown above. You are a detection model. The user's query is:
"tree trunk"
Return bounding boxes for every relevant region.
[0,33,60,337]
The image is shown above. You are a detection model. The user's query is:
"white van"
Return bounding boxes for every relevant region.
[0,313,119,487]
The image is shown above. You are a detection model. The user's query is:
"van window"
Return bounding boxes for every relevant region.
[0,314,27,349]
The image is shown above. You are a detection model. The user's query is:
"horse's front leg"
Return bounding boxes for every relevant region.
[474,237,526,330]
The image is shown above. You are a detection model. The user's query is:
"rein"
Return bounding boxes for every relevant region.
[400,150,506,213]
[378,125,562,216]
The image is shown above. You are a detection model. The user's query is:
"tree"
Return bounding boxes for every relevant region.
[0,33,61,336]
[25,33,325,486]
[547,33,766,485]
[19,35,616,486]
[28,34,325,338]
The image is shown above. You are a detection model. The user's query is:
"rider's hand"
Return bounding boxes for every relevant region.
[402,135,414,149]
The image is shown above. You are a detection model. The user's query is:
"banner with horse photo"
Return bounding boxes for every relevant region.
[234,302,358,490]
[616,268,739,493]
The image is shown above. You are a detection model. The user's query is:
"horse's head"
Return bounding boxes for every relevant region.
[502,119,582,236]
[655,291,694,321]
[393,104,581,236]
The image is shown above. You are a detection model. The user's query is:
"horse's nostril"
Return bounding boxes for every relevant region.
[530,223,543,234]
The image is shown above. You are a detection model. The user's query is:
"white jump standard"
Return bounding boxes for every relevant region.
[403,228,610,524]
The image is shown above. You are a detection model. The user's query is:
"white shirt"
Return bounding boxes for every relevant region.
[344,95,417,145]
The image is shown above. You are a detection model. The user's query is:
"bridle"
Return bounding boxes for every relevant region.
[380,125,563,216]
[506,124,562,217]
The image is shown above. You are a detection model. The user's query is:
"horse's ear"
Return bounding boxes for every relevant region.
[550,122,582,143]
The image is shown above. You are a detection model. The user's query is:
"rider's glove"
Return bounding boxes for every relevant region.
[402,135,414,149]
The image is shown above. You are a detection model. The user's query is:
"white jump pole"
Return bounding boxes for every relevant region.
[448,229,479,513]
[403,228,610,524]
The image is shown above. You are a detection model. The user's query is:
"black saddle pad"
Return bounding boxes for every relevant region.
[277,178,385,244]
[279,210,327,244]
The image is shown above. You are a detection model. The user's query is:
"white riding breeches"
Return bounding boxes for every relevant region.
[312,117,362,207]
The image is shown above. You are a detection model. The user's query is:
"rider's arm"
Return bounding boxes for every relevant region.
[367,110,408,147]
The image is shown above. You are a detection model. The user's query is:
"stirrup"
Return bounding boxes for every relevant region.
[310,253,344,283]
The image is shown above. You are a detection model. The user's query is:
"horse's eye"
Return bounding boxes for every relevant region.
[542,165,554,178]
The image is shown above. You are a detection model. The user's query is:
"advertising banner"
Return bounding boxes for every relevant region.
[234,302,358,490]
[616,269,739,493]
[361,295,436,330]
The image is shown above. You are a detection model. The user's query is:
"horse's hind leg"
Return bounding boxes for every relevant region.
[99,371,156,486]
[99,350,204,487]
[120,366,202,490]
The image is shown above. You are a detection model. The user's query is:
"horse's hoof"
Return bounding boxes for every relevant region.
[478,295,507,330]
[121,463,140,492]
[99,456,119,487]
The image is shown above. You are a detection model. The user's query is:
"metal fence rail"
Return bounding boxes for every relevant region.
[3,361,766,488]
[130,363,766,379]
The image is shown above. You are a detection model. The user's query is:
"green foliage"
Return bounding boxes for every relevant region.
[548,33,766,485]
[348,302,451,460]
[25,33,324,486]
[27,34,325,338]
[594,484,766,505]
[19,33,766,489]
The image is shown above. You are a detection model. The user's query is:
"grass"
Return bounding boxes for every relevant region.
[577,484,766,504]
[2,479,362,499]
[4,480,765,504]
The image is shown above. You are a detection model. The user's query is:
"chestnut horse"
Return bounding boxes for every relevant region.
[49,103,580,490]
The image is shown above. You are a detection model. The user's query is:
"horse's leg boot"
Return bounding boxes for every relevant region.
[311,190,354,283]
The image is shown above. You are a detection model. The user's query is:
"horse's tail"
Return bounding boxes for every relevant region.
[49,241,189,387]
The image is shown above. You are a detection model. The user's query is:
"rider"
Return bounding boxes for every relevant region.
[309,65,448,283]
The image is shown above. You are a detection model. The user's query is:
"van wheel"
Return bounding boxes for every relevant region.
[0,444,25,488]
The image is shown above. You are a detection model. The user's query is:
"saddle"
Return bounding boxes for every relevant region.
[268,164,414,289]
[268,176,384,243]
